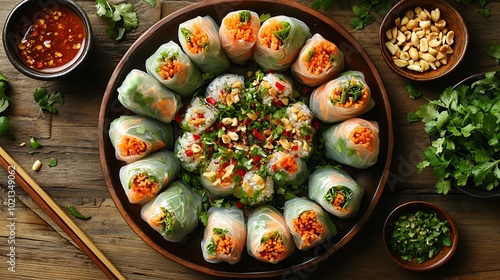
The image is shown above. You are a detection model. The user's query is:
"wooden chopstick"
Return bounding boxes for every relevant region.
[0,147,125,280]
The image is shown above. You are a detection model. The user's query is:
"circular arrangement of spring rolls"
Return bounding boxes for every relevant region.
[119,149,180,204]
[246,205,295,264]
[117,69,182,123]
[291,33,345,87]
[178,15,230,78]
[219,10,261,65]
[201,207,246,265]
[308,167,364,219]
[254,15,311,72]
[145,41,205,97]
[323,117,380,169]
[108,115,174,163]
[283,197,337,250]
[141,180,202,243]
[309,70,375,123]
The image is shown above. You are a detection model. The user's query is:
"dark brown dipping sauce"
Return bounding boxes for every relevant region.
[17,6,86,72]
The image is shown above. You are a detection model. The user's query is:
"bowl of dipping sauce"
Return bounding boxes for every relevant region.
[2,0,92,80]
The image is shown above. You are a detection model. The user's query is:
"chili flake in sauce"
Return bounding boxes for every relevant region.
[17,6,86,72]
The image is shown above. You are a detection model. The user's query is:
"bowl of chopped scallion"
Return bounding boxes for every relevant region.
[383,201,458,271]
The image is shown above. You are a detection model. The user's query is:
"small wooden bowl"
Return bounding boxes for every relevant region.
[383,201,458,271]
[379,0,468,81]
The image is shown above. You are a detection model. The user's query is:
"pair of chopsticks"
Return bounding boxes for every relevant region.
[0,147,125,280]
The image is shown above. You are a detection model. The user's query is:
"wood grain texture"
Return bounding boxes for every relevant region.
[1,0,500,279]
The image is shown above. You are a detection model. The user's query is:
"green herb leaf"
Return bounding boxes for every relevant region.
[29,137,43,149]
[487,44,500,65]
[0,116,12,137]
[68,205,92,220]
[406,83,422,99]
[33,87,64,114]
[143,0,156,7]
[95,0,139,41]
[48,157,58,167]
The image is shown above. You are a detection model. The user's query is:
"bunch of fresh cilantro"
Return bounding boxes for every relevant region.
[413,71,500,194]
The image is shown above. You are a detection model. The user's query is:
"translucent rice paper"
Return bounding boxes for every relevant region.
[200,207,246,265]
[233,169,274,206]
[117,69,182,123]
[109,115,174,163]
[323,118,380,169]
[145,41,205,97]
[141,180,201,243]
[283,197,337,250]
[309,71,375,123]
[291,33,345,87]
[254,15,311,72]
[205,73,245,107]
[308,167,364,219]
[246,205,295,264]
[180,96,218,134]
[119,149,180,204]
[219,10,260,65]
[200,157,235,197]
[178,16,230,78]
[266,151,309,186]
[174,132,205,173]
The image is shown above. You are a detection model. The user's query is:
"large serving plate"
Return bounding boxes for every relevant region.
[98,0,393,277]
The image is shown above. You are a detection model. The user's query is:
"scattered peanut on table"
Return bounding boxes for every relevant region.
[385,7,455,72]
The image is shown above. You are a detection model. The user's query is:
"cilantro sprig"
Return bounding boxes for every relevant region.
[95,0,139,41]
[0,73,12,137]
[33,87,64,114]
[414,71,500,194]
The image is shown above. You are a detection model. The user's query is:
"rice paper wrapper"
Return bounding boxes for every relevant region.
[119,149,180,204]
[141,180,201,243]
[309,70,375,123]
[267,151,309,186]
[323,118,380,169]
[117,69,182,123]
[200,207,246,265]
[246,205,295,264]
[291,33,345,87]
[178,16,230,78]
[219,10,260,65]
[283,197,337,250]
[109,115,174,163]
[308,167,364,219]
[145,41,205,97]
[254,15,311,72]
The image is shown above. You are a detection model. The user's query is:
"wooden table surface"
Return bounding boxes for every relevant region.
[1,0,500,279]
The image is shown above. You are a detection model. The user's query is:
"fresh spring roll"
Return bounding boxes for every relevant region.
[267,151,309,186]
[286,101,313,136]
[117,69,182,123]
[258,73,293,106]
[254,15,311,72]
[109,115,174,163]
[309,70,375,123]
[322,118,380,169]
[247,205,295,264]
[283,197,337,250]
[219,10,260,65]
[308,166,364,219]
[180,96,218,134]
[200,157,236,197]
[233,169,274,206]
[145,41,205,97]
[291,33,345,87]
[201,207,246,265]
[174,132,205,173]
[119,150,180,204]
[205,74,245,107]
[178,16,230,78]
[141,180,201,243]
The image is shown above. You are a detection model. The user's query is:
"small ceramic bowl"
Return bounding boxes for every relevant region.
[379,0,468,81]
[383,201,458,271]
[2,0,93,80]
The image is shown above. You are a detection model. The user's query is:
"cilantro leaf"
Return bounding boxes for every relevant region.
[0,116,12,136]
[405,83,422,99]
[33,87,64,114]
[29,137,43,149]
[487,44,500,65]
[0,73,10,114]
[49,157,58,167]
[95,0,139,41]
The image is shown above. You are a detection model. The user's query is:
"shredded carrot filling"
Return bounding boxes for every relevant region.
[293,210,325,248]
[257,232,286,262]
[349,127,374,150]
[333,192,348,212]
[130,172,158,201]
[158,58,182,80]
[212,234,234,256]
[185,26,209,54]
[118,136,149,157]
[274,154,299,174]
[154,99,177,119]
[259,20,283,50]
[304,41,338,75]
[224,13,254,42]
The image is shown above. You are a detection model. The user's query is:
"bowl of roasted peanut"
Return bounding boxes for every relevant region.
[379,0,468,81]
